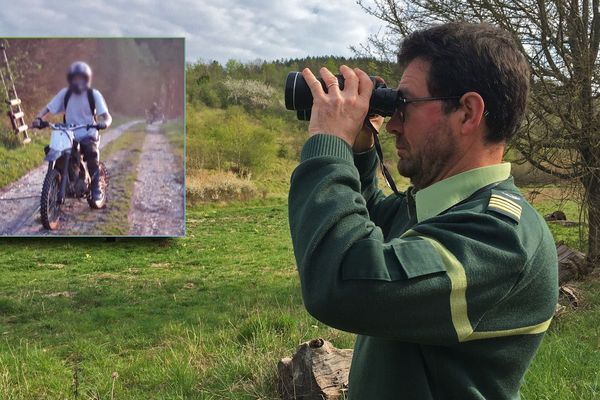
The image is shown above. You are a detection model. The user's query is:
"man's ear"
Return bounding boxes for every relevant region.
[458,92,486,136]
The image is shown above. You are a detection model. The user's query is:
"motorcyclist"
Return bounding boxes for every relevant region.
[149,101,160,122]
[33,61,112,203]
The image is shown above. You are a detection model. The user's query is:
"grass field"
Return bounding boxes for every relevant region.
[1,195,599,399]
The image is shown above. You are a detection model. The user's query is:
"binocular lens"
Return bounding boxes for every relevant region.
[284,71,398,121]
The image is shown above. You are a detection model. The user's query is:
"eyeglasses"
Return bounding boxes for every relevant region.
[363,95,462,196]
[396,96,461,123]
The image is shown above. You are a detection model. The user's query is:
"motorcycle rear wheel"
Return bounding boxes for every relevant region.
[40,169,62,230]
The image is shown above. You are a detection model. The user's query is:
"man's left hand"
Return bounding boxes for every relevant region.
[302,65,374,146]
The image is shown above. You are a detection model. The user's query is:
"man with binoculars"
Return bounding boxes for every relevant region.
[288,22,558,399]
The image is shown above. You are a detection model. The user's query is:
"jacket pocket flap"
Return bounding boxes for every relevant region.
[392,238,447,279]
[342,237,447,281]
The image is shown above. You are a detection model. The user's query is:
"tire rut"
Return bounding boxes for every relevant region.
[128,123,184,236]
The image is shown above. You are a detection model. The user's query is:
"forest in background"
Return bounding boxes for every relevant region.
[185,56,402,200]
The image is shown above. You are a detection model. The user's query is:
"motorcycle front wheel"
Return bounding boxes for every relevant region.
[40,169,62,230]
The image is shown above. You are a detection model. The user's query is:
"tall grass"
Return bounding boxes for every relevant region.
[187,169,257,203]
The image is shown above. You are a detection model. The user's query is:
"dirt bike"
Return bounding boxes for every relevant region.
[35,121,108,230]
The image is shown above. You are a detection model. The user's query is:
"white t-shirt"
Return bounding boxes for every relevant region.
[47,88,109,138]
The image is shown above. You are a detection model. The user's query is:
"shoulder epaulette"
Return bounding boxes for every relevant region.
[487,189,523,223]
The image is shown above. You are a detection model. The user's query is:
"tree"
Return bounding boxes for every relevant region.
[358,0,600,265]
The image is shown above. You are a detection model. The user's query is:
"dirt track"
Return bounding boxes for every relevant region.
[128,124,185,236]
[0,121,184,236]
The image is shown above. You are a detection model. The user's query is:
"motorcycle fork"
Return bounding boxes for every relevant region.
[58,151,70,204]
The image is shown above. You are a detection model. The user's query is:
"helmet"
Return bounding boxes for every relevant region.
[67,61,92,93]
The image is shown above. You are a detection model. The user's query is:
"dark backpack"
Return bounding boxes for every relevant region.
[63,88,96,122]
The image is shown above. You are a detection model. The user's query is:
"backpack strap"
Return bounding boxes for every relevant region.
[62,88,97,123]
[87,88,96,121]
[63,88,72,123]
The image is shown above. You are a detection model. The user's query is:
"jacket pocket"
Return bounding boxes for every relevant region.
[342,237,447,281]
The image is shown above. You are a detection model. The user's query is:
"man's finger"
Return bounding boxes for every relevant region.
[374,75,385,85]
[340,65,359,95]
[356,68,374,100]
[319,67,340,96]
[302,68,325,99]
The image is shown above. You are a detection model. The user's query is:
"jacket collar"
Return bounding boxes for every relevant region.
[411,163,511,222]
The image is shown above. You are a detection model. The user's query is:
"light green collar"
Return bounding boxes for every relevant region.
[414,163,511,222]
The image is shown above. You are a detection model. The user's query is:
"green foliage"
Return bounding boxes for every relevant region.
[185,56,397,111]
[185,56,398,188]
[0,128,49,188]
[187,105,277,175]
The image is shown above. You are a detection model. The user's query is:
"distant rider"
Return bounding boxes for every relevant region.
[149,101,160,122]
[32,62,112,203]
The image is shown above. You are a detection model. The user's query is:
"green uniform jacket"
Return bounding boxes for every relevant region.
[288,134,558,400]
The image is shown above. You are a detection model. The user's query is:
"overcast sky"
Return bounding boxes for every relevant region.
[0,0,384,63]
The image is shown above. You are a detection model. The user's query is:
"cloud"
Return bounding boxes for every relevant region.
[0,0,383,63]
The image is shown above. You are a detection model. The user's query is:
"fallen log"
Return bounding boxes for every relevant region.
[277,339,353,400]
[545,210,567,221]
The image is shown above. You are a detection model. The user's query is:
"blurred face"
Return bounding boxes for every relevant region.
[386,58,458,190]
[70,74,88,94]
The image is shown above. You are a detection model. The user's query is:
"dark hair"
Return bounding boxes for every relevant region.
[398,22,530,143]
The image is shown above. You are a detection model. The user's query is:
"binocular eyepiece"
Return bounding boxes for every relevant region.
[284,71,398,120]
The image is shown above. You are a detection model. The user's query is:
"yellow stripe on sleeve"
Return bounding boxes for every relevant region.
[400,229,551,342]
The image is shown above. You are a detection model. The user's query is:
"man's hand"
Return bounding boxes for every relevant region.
[353,76,386,153]
[95,121,107,130]
[303,65,374,146]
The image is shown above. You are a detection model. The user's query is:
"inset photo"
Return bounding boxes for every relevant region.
[0,38,185,237]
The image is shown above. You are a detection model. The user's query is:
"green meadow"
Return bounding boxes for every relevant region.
[1,196,599,399]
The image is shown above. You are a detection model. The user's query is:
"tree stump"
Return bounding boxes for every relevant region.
[277,339,353,400]
[556,241,587,284]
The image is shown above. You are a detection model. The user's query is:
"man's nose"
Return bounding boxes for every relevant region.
[386,112,403,136]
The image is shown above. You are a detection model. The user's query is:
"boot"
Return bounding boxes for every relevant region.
[91,173,104,202]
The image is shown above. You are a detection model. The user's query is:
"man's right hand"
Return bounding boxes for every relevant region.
[303,65,374,147]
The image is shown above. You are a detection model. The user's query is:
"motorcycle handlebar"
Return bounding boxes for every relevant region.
[35,121,105,131]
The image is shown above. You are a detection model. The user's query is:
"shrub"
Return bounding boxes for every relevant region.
[221,78,276,110]
[186,105,277,175]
